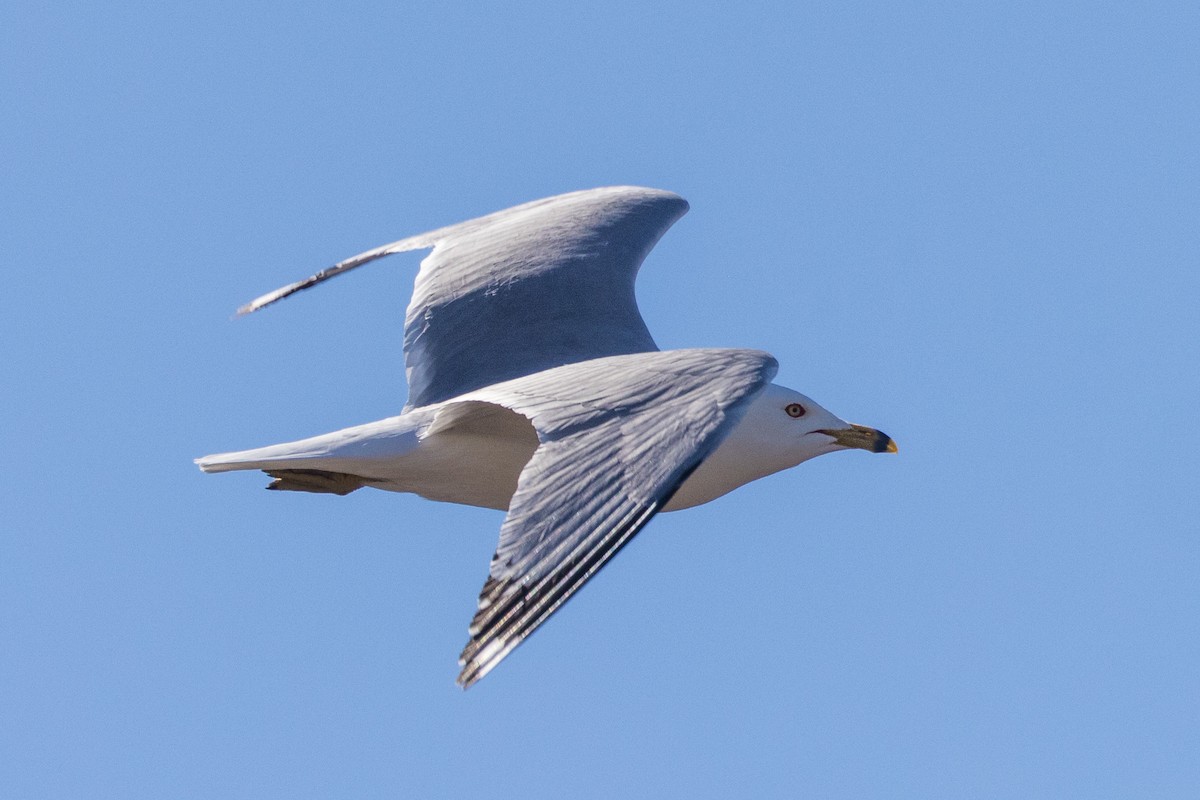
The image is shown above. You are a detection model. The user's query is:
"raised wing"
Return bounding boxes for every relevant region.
[450,348,778,687]
[237,187,690,410]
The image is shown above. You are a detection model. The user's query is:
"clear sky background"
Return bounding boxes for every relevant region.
[3,2,1197,798]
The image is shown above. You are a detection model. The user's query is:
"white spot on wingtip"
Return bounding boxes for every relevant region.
[476,639,505,666]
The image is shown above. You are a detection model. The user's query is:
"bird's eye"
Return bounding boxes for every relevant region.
[785,403,806,418]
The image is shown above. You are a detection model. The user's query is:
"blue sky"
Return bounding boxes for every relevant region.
[3,2,1197,797]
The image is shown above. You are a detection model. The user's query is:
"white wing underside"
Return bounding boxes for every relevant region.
[449,348,778,687]
[239,186,690,410]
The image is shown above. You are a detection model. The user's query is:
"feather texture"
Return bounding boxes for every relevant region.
[236,187,690,410]
[453,348,778,687]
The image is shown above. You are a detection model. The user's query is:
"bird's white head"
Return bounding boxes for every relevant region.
[734,383,897,473]
[666,382,897,512]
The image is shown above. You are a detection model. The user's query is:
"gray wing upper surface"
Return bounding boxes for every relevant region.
[450,348,779,687]
[237,186,690,410]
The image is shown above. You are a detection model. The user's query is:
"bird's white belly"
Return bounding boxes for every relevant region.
[362,418,773,514]
[368,429,538,511]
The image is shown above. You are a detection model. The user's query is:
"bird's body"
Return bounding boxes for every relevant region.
[198,187,895,686]
[199,374,851,513]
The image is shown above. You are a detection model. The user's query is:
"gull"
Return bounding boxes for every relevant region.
[196,186,897,688]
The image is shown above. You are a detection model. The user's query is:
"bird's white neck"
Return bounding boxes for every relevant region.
[663,387,819,511]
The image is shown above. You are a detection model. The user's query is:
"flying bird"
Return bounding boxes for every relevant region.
[196,187,897,687]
